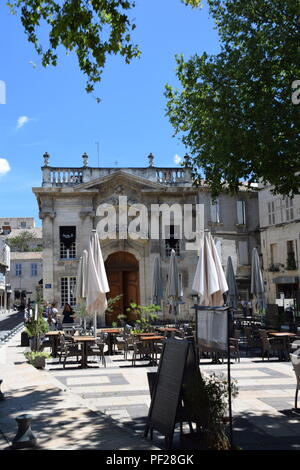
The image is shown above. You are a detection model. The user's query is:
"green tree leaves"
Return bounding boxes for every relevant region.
[7,0,202,99]
[165,0,300,197]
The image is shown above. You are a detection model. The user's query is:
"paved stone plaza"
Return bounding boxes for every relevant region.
[1,333,300,450]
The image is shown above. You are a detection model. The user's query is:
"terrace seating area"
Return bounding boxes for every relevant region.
[38,315,300,370]
[39,322,197,369]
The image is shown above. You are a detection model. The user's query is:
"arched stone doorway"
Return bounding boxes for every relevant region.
[105,251,140,325]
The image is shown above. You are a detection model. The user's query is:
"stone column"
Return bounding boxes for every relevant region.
[40,213,55,304]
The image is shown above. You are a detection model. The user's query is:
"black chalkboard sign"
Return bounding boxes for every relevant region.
[145,339,189,448]
[145,338,207,449]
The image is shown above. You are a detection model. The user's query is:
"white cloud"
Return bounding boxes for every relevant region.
[0,159,10,176]
[16,115,29,129]
[174,154,182,165]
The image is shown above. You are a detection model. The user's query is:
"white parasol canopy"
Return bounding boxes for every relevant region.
[86,230,110,336]
[152,256,163,306]
[251,247,266,312]
[166,249,180,319]
[226,256,239,310]
[192,232,228,306]
[75,249,89,329]
[75,249,88,301]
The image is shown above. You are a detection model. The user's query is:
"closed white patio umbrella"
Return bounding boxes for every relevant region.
[166,249,180,320]
[75,249,88,301]
[86,230,110,336]
[192,232,228,307]
[226,256,238,310]
[152,256,163,306]
[75,249,88,328]
[251,247,266,313]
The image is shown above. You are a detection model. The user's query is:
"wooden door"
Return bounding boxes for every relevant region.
[124,270,140,322]
[105,252,139,325]
[106,271,124,324]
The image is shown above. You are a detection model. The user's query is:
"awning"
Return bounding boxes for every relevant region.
[273,276,299,284]
[60,226,76,248]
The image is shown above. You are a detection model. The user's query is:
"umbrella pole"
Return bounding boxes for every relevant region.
[227,308,233,449]
[94,312,97,338]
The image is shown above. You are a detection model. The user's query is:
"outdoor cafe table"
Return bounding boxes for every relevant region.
[72,336,96,368]
[97,328,123,355]
[134,332,157,337]
[156,327,179,337]
[45,331,64,358]
[139,335,165,366]
[268,332,297,360]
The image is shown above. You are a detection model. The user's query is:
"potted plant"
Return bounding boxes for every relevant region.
[126,303,161,334]
[104,294,123,326]
[201,372,239,450]
[25,351,51,369]
[25,313,49,352]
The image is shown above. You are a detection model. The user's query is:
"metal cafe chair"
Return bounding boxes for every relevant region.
[290,353,300,410]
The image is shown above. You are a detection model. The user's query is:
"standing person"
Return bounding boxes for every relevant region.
[241,300,247,317]
[51,303,59,330]
[62,303,74,324]
[248,300,253,317]
[43,301,51,320]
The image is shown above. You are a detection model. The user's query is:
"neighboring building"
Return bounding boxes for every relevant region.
[7,252,43,309]
[5,226,43,251]
[0,217,36,234]
[0,236,11,311]
[1,219,43,309]
[32,152,260,324]
[259,185,300,312]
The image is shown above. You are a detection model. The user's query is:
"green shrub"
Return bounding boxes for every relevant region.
[25,351,51,362]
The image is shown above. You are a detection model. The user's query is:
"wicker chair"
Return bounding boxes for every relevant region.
[229,338,240,362]
[124,334,135,361]
[132,340,149,366]
[87,340,106,367]
[58,334,82,368]
[258,329,286,361]
[244,326,261,356]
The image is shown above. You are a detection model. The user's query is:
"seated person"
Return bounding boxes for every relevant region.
[62,303,74,324]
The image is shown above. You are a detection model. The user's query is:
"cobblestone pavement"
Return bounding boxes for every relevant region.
[0,334,160,450]
[2,332,300,450]
[46,346,300,450]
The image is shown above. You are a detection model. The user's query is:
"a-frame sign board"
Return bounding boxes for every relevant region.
[144,338,208,449]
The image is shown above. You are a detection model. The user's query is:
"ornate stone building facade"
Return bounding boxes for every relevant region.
[33,153,260,324]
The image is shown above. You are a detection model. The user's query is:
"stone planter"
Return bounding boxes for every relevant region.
[31,356,46,369]
[21,331,30,347]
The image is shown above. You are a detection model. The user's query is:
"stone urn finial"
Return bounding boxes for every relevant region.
[148,152,154,167]
[82,152,89,167]
[43,152,50,167]
[183,154,190,167]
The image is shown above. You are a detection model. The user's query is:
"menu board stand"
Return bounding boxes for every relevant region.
[144,338,208,449]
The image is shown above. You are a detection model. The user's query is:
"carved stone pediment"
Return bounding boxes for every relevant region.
[74,169,166,193]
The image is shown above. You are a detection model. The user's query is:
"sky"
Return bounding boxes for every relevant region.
[0,0,220,225]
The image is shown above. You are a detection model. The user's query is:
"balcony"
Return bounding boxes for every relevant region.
[41,165,193,188]
[268,263,282,272]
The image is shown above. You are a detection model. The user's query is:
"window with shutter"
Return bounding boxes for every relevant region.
[211,199,220,223]
[237,200,246,225]
[238,241,249,265]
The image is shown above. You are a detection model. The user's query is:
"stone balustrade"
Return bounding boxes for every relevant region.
[42,168,84,186]
[155,168,188,184]
[41,166,192,187]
